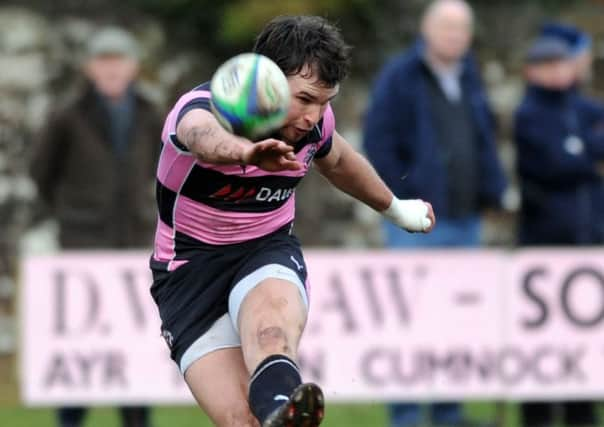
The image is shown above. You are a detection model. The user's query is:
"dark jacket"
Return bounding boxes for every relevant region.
[363,41,507,217]
[30,84,162,249]
[514,85,604,245]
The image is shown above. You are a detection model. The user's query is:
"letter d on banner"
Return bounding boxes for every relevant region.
[54,270,102,336]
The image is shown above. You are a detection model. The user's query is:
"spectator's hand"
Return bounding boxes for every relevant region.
[242,139,303,172]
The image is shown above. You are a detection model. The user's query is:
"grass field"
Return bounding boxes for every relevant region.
[0,402,518,427]
[1,405,382,427]
[0,355,526,427]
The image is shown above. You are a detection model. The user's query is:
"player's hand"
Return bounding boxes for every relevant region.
[242,138,303,172]
[423,202,436,233]
[382,198,436,233]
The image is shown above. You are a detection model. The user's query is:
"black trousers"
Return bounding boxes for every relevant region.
[521,401,596,427]
[57,406,150,427]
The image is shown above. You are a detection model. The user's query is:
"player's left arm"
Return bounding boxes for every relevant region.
[314,130,435,233]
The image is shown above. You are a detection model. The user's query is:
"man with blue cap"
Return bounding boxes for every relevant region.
[540,22,593,83]
[540,21,604,266]
[515,31,603,427]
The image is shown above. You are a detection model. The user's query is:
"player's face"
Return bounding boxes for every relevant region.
[84,54,139,101]
[280,67,339,144]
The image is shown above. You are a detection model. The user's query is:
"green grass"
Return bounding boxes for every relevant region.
[0,404,383,427]
[0,356,523,427]
[0,402,522,427]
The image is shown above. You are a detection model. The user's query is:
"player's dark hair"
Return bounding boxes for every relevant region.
[253,15,351,87]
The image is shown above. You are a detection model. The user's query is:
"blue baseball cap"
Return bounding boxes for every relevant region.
[540,22,592,56]
[525,36,572,64]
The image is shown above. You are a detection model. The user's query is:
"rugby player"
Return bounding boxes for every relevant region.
[150,15,435,427]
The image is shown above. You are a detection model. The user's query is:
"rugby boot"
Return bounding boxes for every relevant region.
[262,383,325,427]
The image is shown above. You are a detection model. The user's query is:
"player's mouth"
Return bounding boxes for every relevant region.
[294,127,312,136]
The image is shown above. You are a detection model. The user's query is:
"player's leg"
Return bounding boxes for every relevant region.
[177,312,258,427]
[234,276,324,426]
[237,277,307,369]
[185,347,259,427]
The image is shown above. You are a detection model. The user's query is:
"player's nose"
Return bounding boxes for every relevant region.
[303,105,322,127]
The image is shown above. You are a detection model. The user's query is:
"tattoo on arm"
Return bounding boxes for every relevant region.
[184,126,215,152]
[184,126,244,164]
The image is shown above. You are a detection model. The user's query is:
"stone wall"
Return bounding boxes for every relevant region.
[0,7,53,354]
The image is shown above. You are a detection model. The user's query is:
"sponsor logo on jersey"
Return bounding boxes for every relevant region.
[210,184,294,203]
[256,187,294,202]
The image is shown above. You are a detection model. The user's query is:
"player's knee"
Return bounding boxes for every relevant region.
[257,325,290,354]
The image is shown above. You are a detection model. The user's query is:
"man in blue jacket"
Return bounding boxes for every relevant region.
[363,0,506,426]
[538,22,604,246]
[515,32,604,427]
[515,35,604,247]
[364,0,506,250]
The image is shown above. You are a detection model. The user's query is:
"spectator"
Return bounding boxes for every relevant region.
[29,26,161,427]
[515,34,604,427]
[540,22,604,243]
[540,21,593,84]
[363,0,507,426]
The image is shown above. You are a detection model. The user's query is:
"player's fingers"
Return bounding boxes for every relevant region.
[265,139,294,153]
[424,202,436,232]
[279,158,303,170]
[255,139,279,152]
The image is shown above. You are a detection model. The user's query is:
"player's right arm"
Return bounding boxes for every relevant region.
[176,109,302,171]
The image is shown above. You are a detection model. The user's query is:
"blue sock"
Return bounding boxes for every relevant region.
[248,354,302,423]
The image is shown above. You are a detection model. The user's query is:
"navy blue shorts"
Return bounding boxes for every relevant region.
[150,224,308,371]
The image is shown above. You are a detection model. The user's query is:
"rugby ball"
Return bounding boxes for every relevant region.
[210,53,291,140]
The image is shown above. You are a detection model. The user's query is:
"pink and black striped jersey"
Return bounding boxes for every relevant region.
[151,82,335,271]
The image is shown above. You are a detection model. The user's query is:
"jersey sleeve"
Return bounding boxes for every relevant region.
[162,85,212,152]
[314,104,335,159]
[176,97,211,125]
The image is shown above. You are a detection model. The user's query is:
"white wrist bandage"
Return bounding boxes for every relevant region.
[382,198,432,232]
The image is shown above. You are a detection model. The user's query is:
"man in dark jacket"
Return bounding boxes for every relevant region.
[363,1,506,426]
[29,26,161,427]
[364,0,506,250]
[515,33,604,427]
[539,22,604,245]
[515,36,604,247]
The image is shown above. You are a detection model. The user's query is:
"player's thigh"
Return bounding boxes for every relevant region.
[184,347,259,427]
[237,277,308,368]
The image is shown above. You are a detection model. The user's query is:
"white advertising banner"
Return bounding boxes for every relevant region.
[503,251,604,400]
[20,249,604,405]
[21,252,191,406]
